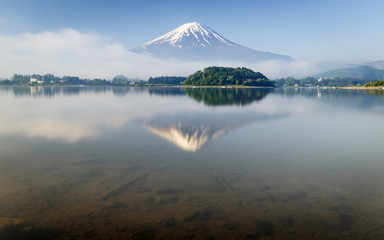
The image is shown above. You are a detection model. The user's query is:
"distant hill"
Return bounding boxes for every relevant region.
[364,61,384,70]
[183,66,273,86]
[316,66,384,81]
[148,76,186,85]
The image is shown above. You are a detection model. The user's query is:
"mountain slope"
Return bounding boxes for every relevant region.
[317,66,384,80]
[132,22,291,62]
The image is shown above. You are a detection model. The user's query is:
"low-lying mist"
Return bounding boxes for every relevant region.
[0,28,349,80]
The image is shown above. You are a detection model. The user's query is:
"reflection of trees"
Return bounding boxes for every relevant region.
[10,87,63,98]
[1,87,273,105]
[279,88,384,99]
[2,86,94,98]
[112,87,136,97]
[1,86,137,98]
[276,88,384,109]
[366,89,384,99]
[148,87,185,97]
[183,88,273,106]
[4,86,383,108]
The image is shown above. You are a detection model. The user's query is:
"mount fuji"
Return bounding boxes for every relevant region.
[132,22,292,62]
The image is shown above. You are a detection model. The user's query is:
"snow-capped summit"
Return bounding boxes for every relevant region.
[139,22,235,49]
[132,22,291,62]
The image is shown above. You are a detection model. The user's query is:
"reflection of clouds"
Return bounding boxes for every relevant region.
[0,89,291,144]
[0,90,193,142]
[0,107,125,143]
[2,87,361,144]
[12,118,97,142]
[0,89,293,144]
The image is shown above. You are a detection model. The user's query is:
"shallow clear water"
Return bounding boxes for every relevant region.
[0,86,383,239]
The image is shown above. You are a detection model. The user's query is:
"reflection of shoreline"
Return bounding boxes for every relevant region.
[0,86,140,98]
[340,86,384,89]
[4,86,383,109]
[277,88,384,109]
[0,87,274,107]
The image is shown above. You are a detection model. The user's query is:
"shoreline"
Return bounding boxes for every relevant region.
[180,85,275,89]
[339,86,384,90]
[0,85,276,89]
[1,84,383,90]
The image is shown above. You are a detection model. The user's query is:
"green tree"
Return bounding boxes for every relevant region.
[184,67,270,86]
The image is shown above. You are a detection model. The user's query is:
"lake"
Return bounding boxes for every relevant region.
[0,86,383,239]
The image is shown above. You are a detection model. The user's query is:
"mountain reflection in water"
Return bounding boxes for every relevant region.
[145,88,279,151]
[143,87,384,151]
[142,111,285,152]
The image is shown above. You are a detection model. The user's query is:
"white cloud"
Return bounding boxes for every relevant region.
[234,59,321,79]
[0,28,324,80]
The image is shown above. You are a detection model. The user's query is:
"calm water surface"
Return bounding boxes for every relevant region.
[0,86,383,239]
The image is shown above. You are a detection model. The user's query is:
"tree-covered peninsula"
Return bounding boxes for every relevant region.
[365,80,384,87]
[183,67,274,87]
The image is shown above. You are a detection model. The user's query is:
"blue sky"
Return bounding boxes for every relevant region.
[0,0,383,78]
